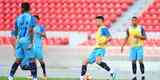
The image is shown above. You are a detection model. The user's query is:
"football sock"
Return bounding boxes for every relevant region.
[98,62,111,72]
[30,62,37,78]
[132,62,137,74]
[81,65,87,76]
[140,62,145,74]
[9,61,21,77]
[40,62,46,76]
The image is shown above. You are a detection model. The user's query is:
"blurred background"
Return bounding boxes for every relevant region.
[0,0,160,79]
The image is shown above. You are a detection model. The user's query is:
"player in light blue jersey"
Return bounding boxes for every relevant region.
[33,15,47,79]
[8,2,37,80]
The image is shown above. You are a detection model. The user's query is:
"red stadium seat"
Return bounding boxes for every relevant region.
[115,9,123,16]
[121,3,128,11]
[139,0,160,31]
[1,0,134,32]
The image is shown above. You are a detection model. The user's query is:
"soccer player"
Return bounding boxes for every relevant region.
[8,2,37,80]
[121,17,146,80]
[32,15,47,79]
[80,16,117,80]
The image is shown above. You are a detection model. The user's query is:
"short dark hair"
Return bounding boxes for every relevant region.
[132,16,138,19]
[34,15,40,20]
[21,2,30,12]
[96,16,104,21]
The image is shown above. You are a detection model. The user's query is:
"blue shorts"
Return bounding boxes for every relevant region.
[129,46,144,61]
[32,46,44,60]
[15,38,34,59]
[21,50,34,66]
[87,48,106,64]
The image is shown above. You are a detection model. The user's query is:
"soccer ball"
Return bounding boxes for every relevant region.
[83,73,93,80]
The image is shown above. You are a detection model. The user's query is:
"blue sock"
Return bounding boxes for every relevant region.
[40,62,46,76]
[30,62,37,78]
[81,65,87,76]
[9,61,20,77]
[98,62,111,72]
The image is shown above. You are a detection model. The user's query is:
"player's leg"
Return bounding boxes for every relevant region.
[80,49,97,80]
[26,49,38,80]
[139,60,145,80]
[137,47,145,80]
[30,58,37,80]
[35,46,47,77]
[95,48,118,80]
[94,48,112,74]
[96,57,118,80]
[8,58,22,80]
[130,47,137,80]
[39,59,47,77]
[81,58,88,78]
[96,57,113,74]
[8,47,23,80]
[131,60,137,80]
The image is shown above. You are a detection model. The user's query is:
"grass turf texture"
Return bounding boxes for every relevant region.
[0,76,126,80]
[0,76,77,80]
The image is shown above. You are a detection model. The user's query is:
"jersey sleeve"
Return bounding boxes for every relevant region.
[30,16,36,28]
[141,26,146,37]
[126,28,129,37]
[11,18,18,37]
[40,25,45,33]
[11,27,17,37]
[100,27,111,37]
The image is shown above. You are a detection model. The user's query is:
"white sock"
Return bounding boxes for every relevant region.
[8,76,13,80]
[32,77,38,80]
[132,74,136,78]
[80,76,84,80]
[109,69,114,75]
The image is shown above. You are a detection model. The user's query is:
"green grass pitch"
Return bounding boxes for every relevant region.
[0,76,126,80]
[0,76,78,80]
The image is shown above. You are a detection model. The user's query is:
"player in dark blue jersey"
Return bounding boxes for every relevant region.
[8,2,37,80]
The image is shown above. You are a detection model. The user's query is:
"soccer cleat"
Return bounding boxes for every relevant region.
[111,73,119,80]
[8,76,13,80]
[42,76,48,80]
[132,77,137,80]
[32,78,38,80]
[141,76,145,80]
[80,76,84,80]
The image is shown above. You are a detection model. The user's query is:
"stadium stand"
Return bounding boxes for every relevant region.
[79,38,160,46]
[1,0,160,46]
[1,0,133,32]
[139,0,160,32]
[0,37,69,45]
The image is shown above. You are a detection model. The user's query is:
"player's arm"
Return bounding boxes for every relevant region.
[36,32,47,39]
[31,16,37,43]
[41,32,47,39]
[40,26,47,39]
[28,16,36,49]
[29,28,34,44]
[134,27,147,40]
[106,29,112,42]
[107,36,112,42]
[11,20,18,49]
[35,25,47,38]
[121,29,129,53]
